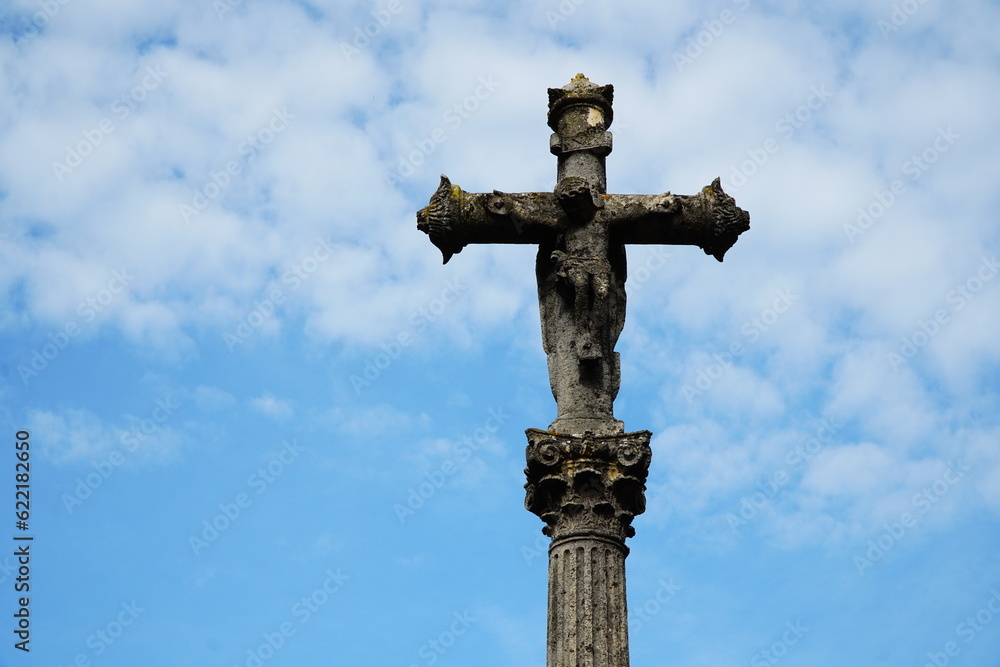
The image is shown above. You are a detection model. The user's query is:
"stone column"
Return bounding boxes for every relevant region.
[538,73,626,437]
[525,428,652,667]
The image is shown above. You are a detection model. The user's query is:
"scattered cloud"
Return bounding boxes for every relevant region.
[249,392,293,421]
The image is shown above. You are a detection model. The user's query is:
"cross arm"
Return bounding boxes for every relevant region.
[606,178,750,261]
[417,175,565,263]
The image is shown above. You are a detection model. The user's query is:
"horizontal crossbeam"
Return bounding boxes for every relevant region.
[417,175,749,263]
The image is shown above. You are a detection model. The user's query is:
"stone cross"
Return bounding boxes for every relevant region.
[417,74,749,667]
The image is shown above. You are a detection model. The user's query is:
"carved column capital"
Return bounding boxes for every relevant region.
[524,428,652,543]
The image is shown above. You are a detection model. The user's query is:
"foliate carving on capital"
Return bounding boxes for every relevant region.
[524,428,652,541]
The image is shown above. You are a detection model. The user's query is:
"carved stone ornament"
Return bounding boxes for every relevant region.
[416,74,751,667]
[524,428,652,543]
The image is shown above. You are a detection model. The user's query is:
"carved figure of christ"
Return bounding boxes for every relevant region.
[417,74,749,436]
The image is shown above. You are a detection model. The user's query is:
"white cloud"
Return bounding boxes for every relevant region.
[800,442,898,498]
[249,392,293,421]
[0,0,997,562]
[321,403,428,439]
[29,406,184,465]
[29,408,112,463]
[192,385,236,412]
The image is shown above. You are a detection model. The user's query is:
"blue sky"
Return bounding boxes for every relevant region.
[2,0,1000,665]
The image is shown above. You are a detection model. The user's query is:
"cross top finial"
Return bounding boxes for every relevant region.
[547,74,614,131]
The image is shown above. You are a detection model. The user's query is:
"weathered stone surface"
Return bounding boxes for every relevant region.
[524,428,651,667]
[416,74,750,667]
[417,75,749,435]
[416,174,748,264]
[547,537,629,667]
[524,429,652,542]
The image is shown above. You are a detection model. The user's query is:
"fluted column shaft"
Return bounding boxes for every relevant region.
[525,429,652,667]
[547,535,629,666]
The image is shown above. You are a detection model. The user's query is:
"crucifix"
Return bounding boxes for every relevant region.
[417,74,749,667]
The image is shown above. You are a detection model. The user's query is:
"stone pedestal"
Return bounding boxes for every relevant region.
[525,428,652,667]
